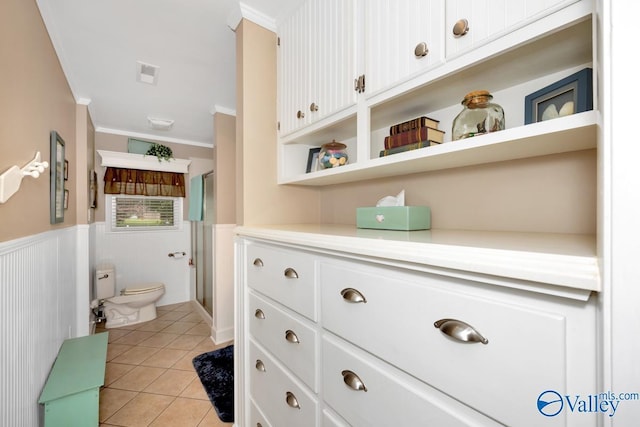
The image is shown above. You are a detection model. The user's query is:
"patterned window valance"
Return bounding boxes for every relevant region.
[104,167,185,197]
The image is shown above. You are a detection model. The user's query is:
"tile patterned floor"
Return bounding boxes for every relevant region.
[97,301,233,427]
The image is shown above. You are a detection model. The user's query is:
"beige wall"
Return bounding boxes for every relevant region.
[213,113,236,224]
[93,132,214,222]
[319,149,596,234]
[0,0,79,242]
[236,20,319,225]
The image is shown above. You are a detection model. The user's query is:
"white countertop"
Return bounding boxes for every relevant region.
[235,224,599,295]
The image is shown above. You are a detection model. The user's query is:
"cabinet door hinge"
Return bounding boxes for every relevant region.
[354,74,365,93]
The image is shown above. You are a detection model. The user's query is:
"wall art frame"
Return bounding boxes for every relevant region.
[306,147,321,173]
[524,68,592,124]
[50,131,65,224]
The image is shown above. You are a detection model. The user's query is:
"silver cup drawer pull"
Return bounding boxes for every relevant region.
[286,391,300,409]
[254,308,265,319]
[285,329,300,344]
[284,267,299,279]
[342,370,368,392]
[255,359,266,372]
[434,318,488,344]
[253,258,264,267]
[340,287,367,303]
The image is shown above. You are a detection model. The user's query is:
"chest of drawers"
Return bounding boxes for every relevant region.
[235,232,597,427]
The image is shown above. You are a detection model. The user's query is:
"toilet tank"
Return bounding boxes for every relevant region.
[95,264,116,300]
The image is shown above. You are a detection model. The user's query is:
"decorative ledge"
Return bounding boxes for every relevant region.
[97,150,191,173]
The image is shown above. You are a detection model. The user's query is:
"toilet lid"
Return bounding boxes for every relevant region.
[121,283,165,295]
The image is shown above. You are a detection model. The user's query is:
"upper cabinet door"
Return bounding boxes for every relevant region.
[445,0,580,58]
[278,0,356,136]
[364,0,444,97]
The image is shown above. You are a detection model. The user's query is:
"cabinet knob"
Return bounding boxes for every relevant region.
[341,370,368,392]
[285,329,300,344]
[310,102,319,112]
[340,287,367,303]
[297,110,305,119]
[452,18,469,37]
[254,308,265,319]
[255,359,266,372]
[253,258,264,267]
[434,318,488,344]
[286,391,301,409]
[284,267,299,279]
[414,41,429,57]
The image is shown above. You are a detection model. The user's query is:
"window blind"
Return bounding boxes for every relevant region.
[109,195,182,231]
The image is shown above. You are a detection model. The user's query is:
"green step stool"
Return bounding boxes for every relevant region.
[39,332,109,427]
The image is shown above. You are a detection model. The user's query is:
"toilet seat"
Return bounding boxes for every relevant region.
[121,283,165,295]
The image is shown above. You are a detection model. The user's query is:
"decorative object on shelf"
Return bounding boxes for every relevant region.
[145,143,173,162]
[306,147,321,173]
[318,140,348,169]
[50,131,65,224]
[127,138,154,155]
[64,159,69,181]
[452,90,505,141]
[524,68,593,124]
[384,126,444,149]
[389,116,440,135]
[0,152,49,204]
[379,140,441,157]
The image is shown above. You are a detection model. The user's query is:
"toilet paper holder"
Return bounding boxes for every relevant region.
[168,251,186,258]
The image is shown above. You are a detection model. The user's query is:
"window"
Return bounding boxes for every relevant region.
[107,195,182,231]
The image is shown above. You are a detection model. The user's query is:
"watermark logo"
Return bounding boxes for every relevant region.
[537,390,639,418]
[537,390,564,417]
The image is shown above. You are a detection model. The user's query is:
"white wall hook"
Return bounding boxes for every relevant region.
[0,152,49,203]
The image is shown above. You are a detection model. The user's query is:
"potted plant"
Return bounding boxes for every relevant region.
[145,143,173,162]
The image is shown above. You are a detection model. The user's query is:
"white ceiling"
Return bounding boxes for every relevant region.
[36,0,302,148]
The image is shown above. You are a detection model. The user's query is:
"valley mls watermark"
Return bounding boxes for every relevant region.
[537,390,640,418]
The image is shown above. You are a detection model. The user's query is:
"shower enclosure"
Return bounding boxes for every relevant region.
[191,171,214,315]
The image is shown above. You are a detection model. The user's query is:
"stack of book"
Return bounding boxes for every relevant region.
[379,116,444,157]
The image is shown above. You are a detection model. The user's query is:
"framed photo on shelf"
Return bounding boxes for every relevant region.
[306,147,321,173]
[524,68,592,124]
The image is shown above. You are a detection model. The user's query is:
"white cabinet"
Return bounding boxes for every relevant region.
[277,0,594,186]
[278,0,356,136]
[445,0,581,58]
[235,231,598,426]
[364,0,444,97]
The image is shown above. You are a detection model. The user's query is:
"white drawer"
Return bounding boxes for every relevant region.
[322,408,349,427]
[249,290,318,391]
[249,339,318,427]
[320,261,589,427]
[322,334,500,427]
[247,242,317,320]
[249,398,272,427]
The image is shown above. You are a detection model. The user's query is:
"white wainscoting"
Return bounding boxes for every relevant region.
[0,226,78,427]
[94,221,191,306]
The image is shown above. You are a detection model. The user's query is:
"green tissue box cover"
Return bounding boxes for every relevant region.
[356,206,431,230]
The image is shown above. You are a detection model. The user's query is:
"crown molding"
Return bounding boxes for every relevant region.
[95,127,213,149]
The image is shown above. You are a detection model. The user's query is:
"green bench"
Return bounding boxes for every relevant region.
[39,332,109,427]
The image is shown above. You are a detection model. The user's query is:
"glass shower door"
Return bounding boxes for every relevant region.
[192,172,214,315]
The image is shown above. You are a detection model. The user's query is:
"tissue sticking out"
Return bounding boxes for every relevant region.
[376,190,405,207]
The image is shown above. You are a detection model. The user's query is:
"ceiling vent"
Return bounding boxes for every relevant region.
[147,117,174,130]
[136,61,159,85]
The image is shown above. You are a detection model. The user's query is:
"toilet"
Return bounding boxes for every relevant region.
[92,264,165,329]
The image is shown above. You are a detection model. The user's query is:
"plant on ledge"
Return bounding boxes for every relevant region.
[145,143,173,162]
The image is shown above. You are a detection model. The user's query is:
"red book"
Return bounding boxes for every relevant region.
[384,127,445,149]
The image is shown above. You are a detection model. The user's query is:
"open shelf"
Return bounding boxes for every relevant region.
[280,110,596,185]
